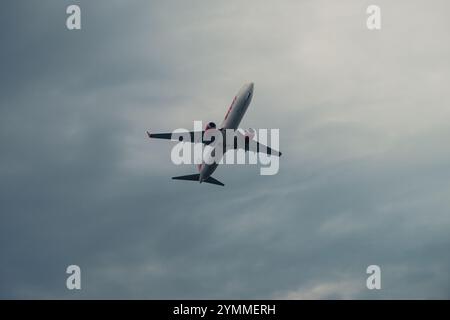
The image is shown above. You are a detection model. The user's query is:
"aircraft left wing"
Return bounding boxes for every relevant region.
[147,130,212,144]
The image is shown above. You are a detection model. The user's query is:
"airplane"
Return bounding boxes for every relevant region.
[146,83,281,186]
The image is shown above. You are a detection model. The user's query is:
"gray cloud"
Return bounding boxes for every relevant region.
[1,0,449,299]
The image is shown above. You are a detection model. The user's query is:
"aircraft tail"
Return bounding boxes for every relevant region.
[172,174,200,182]
[172,174,224,186]
[204,176,225,186]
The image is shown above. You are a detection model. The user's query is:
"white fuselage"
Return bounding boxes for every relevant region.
[199,83,254,182]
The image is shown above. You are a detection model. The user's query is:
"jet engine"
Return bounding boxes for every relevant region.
[244,128,256,140]
[205,122,217,131]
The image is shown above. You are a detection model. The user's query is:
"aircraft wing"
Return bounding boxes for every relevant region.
[245,139,282,157]
[233,132,282,157]
[147,130,213,144]
[148,130,282,156]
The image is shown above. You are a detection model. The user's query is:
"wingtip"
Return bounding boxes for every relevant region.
[146,130,151,138]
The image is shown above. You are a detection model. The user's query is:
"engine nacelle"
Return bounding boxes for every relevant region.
[244,128,256,140]
[205,122,217,131]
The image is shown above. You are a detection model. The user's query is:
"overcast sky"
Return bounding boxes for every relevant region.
[1,0,449,299]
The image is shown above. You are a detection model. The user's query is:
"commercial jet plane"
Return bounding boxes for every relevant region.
[146,83,281,186]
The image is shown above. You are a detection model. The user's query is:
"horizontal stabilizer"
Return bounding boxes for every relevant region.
[204,176,225,186]
[172,174,200,182]
[172,174,225,186]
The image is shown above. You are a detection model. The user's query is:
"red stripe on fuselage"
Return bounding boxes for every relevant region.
[224,96,236,121]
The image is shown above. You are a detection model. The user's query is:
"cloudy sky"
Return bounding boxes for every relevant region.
[1,0,449,299]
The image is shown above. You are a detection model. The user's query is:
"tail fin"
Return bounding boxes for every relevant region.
[172,174,225,186]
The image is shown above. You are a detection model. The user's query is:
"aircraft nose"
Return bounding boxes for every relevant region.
[248,82,254,92]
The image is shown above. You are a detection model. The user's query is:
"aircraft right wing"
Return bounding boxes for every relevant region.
[230,131,282,157]
[242,138,282,157]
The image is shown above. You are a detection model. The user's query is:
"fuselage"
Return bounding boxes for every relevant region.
[199,82,254,183]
